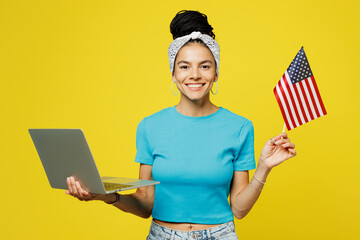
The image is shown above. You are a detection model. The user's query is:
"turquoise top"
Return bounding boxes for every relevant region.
[134,105,256,224]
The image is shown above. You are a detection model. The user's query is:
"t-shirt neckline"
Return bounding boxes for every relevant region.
[169,105,224,122]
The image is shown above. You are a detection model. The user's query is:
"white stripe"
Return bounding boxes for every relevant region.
[276,84,294,130]
[301,80,318,119]
[284,72,306,125]
[295,83,311,122]
[280,76,300,127]
[308,77,324,117]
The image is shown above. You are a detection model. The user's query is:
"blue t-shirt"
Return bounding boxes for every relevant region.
[134,105,256,224]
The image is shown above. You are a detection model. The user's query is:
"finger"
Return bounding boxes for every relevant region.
[76,181,89,197]
[76,181,84,198]
[67,177,76,194]
[77,182,90,199]
[82,189,89,196]
[270,132,288,144]
[288,148,296,156]
[275,138,290,145]
[70,177,78,195]
[280,132,287,140]
[280,132,287,138]
[281,142,295,149]
[279,132,288,139]
[68,177,76,194]
[66,177,71,192]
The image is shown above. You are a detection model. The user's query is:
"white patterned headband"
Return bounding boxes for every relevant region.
[168,31,220,77]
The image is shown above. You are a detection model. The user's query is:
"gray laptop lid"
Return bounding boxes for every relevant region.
[29,129,109,193]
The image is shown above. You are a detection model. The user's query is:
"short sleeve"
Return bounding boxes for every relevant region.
[134,118,154,165]
[233,120,256,171]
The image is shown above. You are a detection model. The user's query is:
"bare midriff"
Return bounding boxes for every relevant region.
[153,218,222,231]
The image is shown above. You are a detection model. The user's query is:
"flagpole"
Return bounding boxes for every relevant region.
[282,123,286,133]
[281,123,286,140]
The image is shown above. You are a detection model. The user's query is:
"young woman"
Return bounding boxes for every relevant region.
[66,10,296,240]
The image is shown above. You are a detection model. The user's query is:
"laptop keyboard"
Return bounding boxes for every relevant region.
[103,182,134,191]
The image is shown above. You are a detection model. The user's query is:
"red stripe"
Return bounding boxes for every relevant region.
[283,73,304,125]
[274,85,291,131]
[291,81,309,123]
[304,78,320,118]
[278,80,296,129]
[299,81,315,120]
[310,76,327,115]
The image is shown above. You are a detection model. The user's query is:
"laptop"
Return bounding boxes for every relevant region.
[29,129,159,194]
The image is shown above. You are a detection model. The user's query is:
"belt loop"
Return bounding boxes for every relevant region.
[170,229,175,240]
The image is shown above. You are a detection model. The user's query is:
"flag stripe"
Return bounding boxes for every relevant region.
[274,85,292,130]
[307,78,324,117]
[278,81,297,129]
[304,78,321,118]
[295,83,312,122]
[280,76,300,127]
[310,76,327,115]
[283,72,305,125]
[299,81,315,120]
[302,80,318,119]
[291,79,309,123]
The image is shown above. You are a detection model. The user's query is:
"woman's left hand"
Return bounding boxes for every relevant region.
[259,132,296,170]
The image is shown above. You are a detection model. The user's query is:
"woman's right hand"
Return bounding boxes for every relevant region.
[66,176,115,203]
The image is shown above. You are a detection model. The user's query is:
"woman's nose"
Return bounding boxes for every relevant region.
[190,68,201,79]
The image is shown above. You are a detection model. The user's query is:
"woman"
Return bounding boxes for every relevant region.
[66,10,296,240]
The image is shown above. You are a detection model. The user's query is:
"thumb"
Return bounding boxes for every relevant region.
[269,132,288,145]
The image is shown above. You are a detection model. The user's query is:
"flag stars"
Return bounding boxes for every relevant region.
[286,47,313,84]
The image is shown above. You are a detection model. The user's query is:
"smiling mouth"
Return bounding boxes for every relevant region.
[185,83,206,91]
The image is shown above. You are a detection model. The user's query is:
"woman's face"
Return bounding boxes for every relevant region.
[172,42,218,101]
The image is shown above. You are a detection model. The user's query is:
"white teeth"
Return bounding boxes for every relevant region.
[187,84,203,88]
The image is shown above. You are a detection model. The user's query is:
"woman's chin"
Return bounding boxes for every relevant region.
[184,92,209,101]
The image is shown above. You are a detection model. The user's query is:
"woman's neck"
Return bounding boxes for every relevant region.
[175,96,219,117]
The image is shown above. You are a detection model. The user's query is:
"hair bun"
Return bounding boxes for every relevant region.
[170,10,215,40]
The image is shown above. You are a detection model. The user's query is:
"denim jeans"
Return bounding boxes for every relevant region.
[146,219,239,240]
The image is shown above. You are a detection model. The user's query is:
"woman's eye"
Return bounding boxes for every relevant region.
[180,66,188,69]
[202,65,210,69]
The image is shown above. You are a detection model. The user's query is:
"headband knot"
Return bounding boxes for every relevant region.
[189,31,202,39]
[168,31,220,78]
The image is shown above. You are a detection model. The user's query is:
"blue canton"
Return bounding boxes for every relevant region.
[287,46,313,84]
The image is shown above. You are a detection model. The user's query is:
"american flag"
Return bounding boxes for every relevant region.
[274,47,327,131]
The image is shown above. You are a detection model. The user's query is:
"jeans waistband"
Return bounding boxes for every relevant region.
[150,218,235,236]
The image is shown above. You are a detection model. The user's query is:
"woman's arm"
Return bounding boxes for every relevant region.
[230,132,296,219]
[66,163,155,219]
[111,164,155,218]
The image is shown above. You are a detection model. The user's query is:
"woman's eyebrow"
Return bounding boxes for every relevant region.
[177,60,213,65]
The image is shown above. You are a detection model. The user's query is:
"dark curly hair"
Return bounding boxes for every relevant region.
[170,10,215,45]
[169,10,217,75]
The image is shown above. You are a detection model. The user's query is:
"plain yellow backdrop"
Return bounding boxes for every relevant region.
[1,0,359,239]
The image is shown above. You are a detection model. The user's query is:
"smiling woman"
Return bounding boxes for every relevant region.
[172,43,218,99]
[65,9,296,240]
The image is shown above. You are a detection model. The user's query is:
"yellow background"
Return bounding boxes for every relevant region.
[1,0,359,239]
